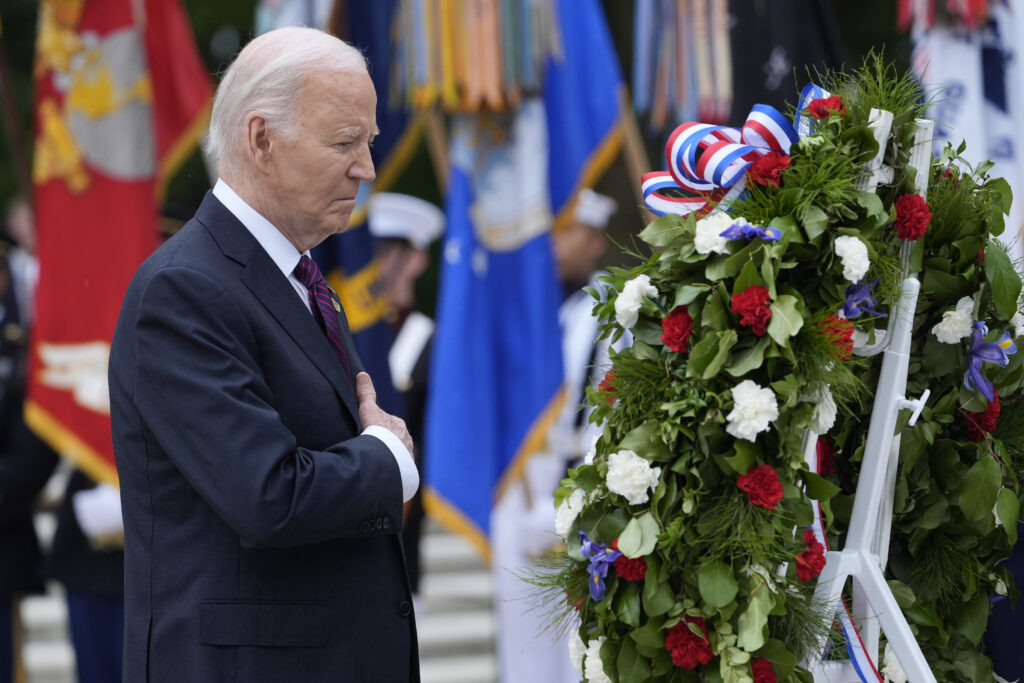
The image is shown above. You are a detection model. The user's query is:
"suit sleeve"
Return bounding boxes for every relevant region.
[129,266,403,548]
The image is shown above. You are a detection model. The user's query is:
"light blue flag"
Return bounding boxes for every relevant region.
[424,101,566,560]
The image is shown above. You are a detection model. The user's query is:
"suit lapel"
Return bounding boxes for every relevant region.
[195,192,362,427]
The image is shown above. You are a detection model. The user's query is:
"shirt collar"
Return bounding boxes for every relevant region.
[212,179,308,279]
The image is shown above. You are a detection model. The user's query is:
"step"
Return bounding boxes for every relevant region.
[420,653,498,683]
[20,592,68,639]
[22,639,75,681]
[420,570,493,610]
[422,532,485,573]
[417,610,495,656]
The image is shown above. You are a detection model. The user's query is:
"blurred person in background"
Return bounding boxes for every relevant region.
[367,192,444,613]
[492,189,618,683]
[0,198,59,683]
[47,470,124,683]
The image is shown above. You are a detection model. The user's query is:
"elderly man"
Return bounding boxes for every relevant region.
[109,28,419,682]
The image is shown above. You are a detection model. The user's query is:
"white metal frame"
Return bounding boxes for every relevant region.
[802,117,937,682]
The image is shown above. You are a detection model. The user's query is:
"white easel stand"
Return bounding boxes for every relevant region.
[804,118,937,682]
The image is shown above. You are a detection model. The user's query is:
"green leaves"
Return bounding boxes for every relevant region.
[698,560,739,609]
[642,556,675,616]
[736,579,773,651]
[616,637,652,683]
[618,513,661,558]
[767,295,804,345]
[687,330,738,380]
[994,488,1019,544]
[640,213,689,248]
[958,457,1002,522]
[984,242,1021,320]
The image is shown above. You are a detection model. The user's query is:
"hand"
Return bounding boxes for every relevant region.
[356,372,414,454]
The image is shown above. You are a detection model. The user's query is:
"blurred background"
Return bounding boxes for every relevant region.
[0,2,1020,682]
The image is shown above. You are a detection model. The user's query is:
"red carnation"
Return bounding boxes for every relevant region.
[664,617,714,669]
[966,388,1001,441]
[894,193,931,241]
[598,369,617,404]
[736,464,784,510]
[609,538,649,581]
[752,657,778,683]
[731,286,773,336]
[796,529,827,582]
[817,438,837,476]
[816,314,854,361]
[748,152,791,187]
[613,555,648,582]
[807,96,847,120]
[661,306,694,353]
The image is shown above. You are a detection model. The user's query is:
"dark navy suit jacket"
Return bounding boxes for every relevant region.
[109,193,418,682]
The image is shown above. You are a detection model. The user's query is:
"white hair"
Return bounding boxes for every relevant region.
[204,27,368,173]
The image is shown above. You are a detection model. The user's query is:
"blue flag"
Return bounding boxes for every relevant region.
[424,101,567,560]
[545,0,625,230]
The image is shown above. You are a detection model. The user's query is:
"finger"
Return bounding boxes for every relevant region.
[356,372,377,405]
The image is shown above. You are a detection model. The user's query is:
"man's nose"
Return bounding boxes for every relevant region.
[350,145,376,182]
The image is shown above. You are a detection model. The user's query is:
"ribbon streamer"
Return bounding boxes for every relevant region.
[642,102,799,217]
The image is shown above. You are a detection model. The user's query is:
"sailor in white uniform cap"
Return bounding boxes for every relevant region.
[492,188,620,683]
[367,192,445,610]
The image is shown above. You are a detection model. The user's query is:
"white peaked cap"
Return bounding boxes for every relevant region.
[573,188,616,231]
[367,193,445,249]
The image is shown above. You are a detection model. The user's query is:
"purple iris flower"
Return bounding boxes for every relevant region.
[719,222,782,242]
[964,321,1017,403]
[579,530,622,600]
[843,279,886,320]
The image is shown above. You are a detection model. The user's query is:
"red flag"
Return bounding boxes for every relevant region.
[27,0,212,485]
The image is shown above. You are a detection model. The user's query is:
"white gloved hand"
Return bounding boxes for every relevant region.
[72,483,124,543]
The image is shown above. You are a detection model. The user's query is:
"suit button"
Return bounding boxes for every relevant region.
[398,601,412,617]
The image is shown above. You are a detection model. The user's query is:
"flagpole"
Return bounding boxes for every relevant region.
[618,88,655,224]
[424,106,449,195]
[0,26,33,208]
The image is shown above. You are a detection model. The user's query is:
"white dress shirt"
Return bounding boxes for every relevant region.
[212,180,419,502]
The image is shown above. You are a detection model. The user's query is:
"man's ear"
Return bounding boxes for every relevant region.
[245,113,272,173]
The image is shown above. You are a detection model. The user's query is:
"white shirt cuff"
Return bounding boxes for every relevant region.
[362,425,419,503]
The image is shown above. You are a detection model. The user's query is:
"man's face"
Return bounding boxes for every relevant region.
[554,221,607,290]
[264,69,377,251]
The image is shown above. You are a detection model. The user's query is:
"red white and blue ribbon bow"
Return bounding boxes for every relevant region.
[643,83,830,217]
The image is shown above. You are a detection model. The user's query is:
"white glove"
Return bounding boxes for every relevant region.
[72,483,124,542]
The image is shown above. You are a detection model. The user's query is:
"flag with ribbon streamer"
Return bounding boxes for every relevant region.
[27,0,212,486]
[423,0,623,561]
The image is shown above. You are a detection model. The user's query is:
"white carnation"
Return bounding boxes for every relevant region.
[554,488,586,539]
[726,380,779,442]
[1010,311,1024,338]
[568,629,587,675]
[693,212,735,255]
[606,449,662,505]
[584,637,612,683]
[614,275,658,329]
[801,383,837,434]
[931,296,974,344]
[833,235,870,283]
[881,644,908,683]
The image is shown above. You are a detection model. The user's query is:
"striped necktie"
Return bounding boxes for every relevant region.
[294,255,354,389]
